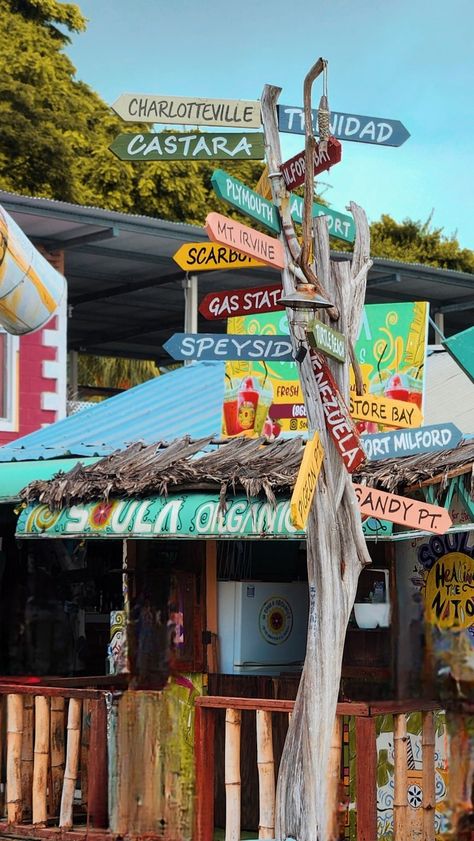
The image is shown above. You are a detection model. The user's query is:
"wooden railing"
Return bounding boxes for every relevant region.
[0,684,108,835]
[194,696,441,841]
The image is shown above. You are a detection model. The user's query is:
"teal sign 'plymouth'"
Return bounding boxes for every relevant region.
[17,493,384,540]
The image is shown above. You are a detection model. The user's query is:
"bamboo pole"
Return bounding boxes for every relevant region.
[59,698,82,829]
[256,709,275,840]
[224,708,241,841]
[32,695,50,825]
[422,711,436,841]
[6,694,23,824]
[20,694,34,818]
[50,696,65,818]
[393,714,408,840]
[326,715,342,841]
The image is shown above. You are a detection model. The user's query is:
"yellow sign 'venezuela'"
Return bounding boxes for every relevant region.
[290,432,324,531]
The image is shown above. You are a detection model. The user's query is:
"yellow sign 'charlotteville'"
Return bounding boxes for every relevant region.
[172,242,264,272]
[290,433,324,530]
[350,394,423,429]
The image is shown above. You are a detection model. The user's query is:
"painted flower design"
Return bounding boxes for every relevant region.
[89,501,115,529]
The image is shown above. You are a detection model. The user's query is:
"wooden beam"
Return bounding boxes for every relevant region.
[87,697,108,828]
[194,705,215,841]
[355,716,377,841]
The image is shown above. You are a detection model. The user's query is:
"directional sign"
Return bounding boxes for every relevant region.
[277,104,410,147]
[307,318,346,363]
[350,394,423,429]
[353,485,452,535]
[290,433,324,530]
[311,352,366,473]
[205,212,286,269]
[109,131,265,161]
[199,284,282,320]
[362,423,463,461]
[163,333,293,362]
[255,165,273,199]
[289,194,355,243]
[280,138,342,192]
[211,169,281,234]
[112,94,261,128]
[173,242,264,272]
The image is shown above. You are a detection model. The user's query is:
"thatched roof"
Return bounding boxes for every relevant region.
[21,435,474,511]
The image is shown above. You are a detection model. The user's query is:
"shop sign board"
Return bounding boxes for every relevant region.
[199,284,282,320]
[442,325,474,384]
[277,105,410,146]
[111,94,262,128]
[172,242,264,272]
[289,194,355,243]
[211,169,281,234]
[353,484,453,535]
[280,138,342,191]
[350,394,423,429]
[307,318,346,362]
[311,352,366,473]
[362,422,463,461]
[205,212,286,269]
[110,131,265,161]
[163,333,293,362]
[290,433,324,530]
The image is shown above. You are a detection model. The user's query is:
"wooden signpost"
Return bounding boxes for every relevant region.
[111,94,261,128]
[109,131,265,161]
[290,433,324,530]
[350,394,423,429]
[199,284,282,320]
[311,352,366,473]
[352,484,453,535]
[307,318,346,362]
[362,422,463,461]
[280,137,342,191]
[254,165,273,199]
[277,104,410,146]
[172,242,264,272]
[211,169,281,234]
[163,332,293,362]
[289,194,355,243]
[205,212,286,269]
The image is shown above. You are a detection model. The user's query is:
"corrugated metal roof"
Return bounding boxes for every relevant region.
[0,362,224,462]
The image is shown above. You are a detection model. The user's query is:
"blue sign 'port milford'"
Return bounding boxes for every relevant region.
[362,423,463,461]
[163,333,294,362]
[277,105,410,147]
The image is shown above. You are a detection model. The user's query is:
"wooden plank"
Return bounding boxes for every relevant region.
[225,708,241,841]
[49,696,65,819]
[20,695,34,818]
[59,699,82,829]
[306,317,346,362]
[368,700,441,715]
[355,716,377,841]
[110,131,265,161]
[199,284,282,320]
[173,241,264,272]
[87,698,108,828]
[32,696,50,825]
[6,694,23,823]
[205,212,286,269]
[194,705,215,841]
[195,696,370,716]
[326,715,342,841]
[163,332,293,362]
[393,714,408,840]
[0,684,104,699]
[111,94,261,128]
[350,394,422,429]
[353,484,452,535]
[256,709,275,839]
[290,432,324,530]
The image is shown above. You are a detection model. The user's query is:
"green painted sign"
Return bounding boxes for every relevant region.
[307,318,346,362]
[211,169,280,234]
[109,132,265,161]
[442,325,474,384]
[289,194,355,243]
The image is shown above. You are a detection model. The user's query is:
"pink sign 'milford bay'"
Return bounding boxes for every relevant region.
[205,212,286,270]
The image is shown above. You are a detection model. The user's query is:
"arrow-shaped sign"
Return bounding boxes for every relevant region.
[290,432,324,530]
[277,105,410,147]
[362,423,463,461]
[353,484,452,535]
[350,394,423,429]
[163,333,293,362]
[289,194,355,243]
[111,93,262,128]
[199,284,282,320]
[280,137,342,192]
[205,212,286,269]
[109,131,265,161]
[211,169,281,234]
[173,242,264,272]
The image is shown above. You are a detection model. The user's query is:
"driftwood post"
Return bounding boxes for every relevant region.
[260,63,372,841]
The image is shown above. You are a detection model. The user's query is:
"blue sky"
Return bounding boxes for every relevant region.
[67,0,474,248]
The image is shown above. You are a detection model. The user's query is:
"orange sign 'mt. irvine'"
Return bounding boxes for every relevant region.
[311,352,366,473]
[205,212,286,269]
[353,484,452,535]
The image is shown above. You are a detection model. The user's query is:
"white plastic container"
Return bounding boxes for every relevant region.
[354,568,390,629]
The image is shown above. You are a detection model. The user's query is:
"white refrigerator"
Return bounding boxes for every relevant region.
[217,581,309,675]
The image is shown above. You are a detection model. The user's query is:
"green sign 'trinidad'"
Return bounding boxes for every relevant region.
[110,131,265,161]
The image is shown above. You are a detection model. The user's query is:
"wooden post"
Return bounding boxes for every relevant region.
[225,708,241,841]
[355,716,377,841]
[50,696,65,818]
[206,541,218,672]
[256,709,275,839]
[32,695,50,825]
[194,705,215,841]
[21,695,34,818]
[6,694,23,824]
[87,697,108,828]
[59,698,82,829]
[393,713,408,839]
[422,711,436,841]
[326,715,342,841]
